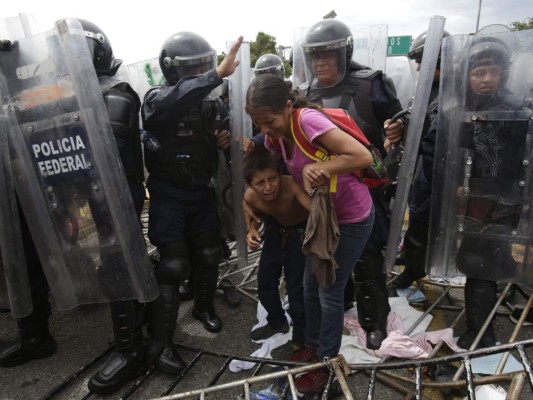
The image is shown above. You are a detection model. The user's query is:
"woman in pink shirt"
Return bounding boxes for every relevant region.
[246,74,374,395]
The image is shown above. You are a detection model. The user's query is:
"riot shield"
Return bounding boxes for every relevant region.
[384,16,446,273]
[0,18,158,310]
[115,57,164,105]
[337,17,388,72]
[228,41,252,268]
[291,27,308,90]
[0,13,38,41]
[385,57,416,109]
[428,30,533,288]
[0,14,40,317]
[0,104,32,317]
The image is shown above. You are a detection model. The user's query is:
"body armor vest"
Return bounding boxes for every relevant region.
[306,64,385,156]
[143,90,221,186]
[99,76,144,184]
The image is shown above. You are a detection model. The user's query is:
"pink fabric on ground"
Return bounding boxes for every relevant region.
[344,313,464,359]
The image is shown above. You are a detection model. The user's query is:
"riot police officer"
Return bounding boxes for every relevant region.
[0,20,156,390]
[0,37,57,369]
[300,19,404,350]
[141,32,242,373]
[455,37,527,349]
[76,20,149,394]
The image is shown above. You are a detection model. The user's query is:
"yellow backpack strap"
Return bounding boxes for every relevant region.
[290,108,338,193]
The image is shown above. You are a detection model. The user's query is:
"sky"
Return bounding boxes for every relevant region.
[2,0,531,65]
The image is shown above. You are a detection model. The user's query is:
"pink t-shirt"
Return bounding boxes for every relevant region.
[265,108,372,224]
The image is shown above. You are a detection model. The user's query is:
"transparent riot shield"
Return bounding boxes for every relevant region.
[384,16,446,272]
[0,18,158,310]
[115,57,164,105]
[0,107,32,317]
[428,30,533,288]
[291,27,308,90]
[0,14,39,317]
[386,57,416,109]
[338,16,388,72]
[228,41,252,268]
[0,13,38,41]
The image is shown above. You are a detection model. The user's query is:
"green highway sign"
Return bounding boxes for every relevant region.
[387,35,412,56]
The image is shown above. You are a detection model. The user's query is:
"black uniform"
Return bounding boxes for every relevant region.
[88,76,147,394]
[456,90,527,349]
[141,69,226,372]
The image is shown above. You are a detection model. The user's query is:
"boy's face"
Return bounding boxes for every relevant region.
[250,167,281,202]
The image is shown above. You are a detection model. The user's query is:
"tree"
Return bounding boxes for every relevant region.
[250,32,278,66]
[250,32,292,78]
[510,17,533,31]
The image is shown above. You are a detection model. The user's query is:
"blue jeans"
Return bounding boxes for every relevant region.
[303,208,374,359]
[257,220,306,345]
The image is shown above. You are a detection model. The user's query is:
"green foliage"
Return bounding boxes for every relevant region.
[250,32,293,78]
[144,63,155,86]
[144,63,166,86]
[250,32,278,66]
[510,17,533,31]
[284,62,292,78]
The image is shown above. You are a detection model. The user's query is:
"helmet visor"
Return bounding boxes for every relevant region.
[254,64,284,78]
[163,49,217,80]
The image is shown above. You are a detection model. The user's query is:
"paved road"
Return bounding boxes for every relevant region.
[1,258,533,399]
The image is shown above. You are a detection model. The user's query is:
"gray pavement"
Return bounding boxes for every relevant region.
[1,270,533,399]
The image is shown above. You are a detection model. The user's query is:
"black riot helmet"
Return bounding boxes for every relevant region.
[78,19,122,77]
[159,31,217,86]
[254,53,285,78]
[468,37,510,77]
[301,19,353,88]
[407,30,450,66]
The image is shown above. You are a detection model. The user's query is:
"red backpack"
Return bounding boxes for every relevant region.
[285,108,388,190]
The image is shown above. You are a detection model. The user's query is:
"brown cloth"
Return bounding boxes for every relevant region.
[302,186,340,288]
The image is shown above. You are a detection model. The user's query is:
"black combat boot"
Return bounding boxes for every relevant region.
[218,278,242,308]
[88,300,146,394]
[145,284,187,374]
[192,268,222,333]
[355,280,390,350]
[0,308,56,367]
[457,278,497,350]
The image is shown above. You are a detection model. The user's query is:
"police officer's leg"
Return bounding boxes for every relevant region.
[457,278,497,349]
[354,253,391,350]
[88,300,145,393]
[145,242,189,373]
[353,193,391,350]
[191,230,223,333]
[0,212,56,367]
[394,219,428,289]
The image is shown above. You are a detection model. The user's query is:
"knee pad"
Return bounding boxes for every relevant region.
[155,257,191,284]
[194,231,222,269]
[155,241,191,284]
